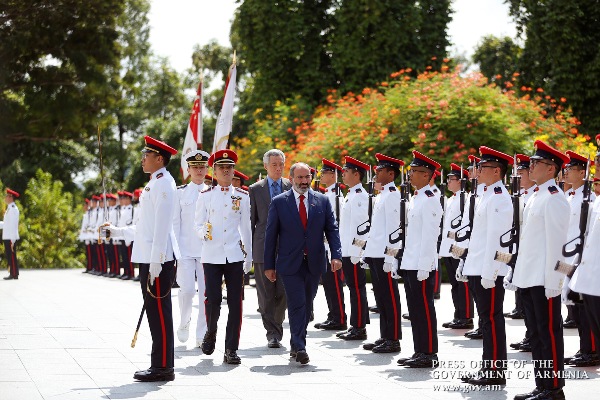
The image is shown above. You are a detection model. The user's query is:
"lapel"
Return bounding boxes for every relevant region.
[286,190,305,230]
[260,179,272,206]
[307,190,319,229]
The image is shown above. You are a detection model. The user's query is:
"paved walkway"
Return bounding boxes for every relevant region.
[0,269,597,399]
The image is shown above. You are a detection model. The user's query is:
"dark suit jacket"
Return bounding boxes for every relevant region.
[249,177,292,263]
[264,189,342,276]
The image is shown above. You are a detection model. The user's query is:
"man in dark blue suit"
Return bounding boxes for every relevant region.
[264,162,343,364]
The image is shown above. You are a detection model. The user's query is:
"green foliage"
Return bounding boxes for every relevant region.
[19,170,84,269]
[473,36,522,89]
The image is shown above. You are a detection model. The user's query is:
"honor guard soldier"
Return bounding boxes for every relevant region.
[458,146,513,385]
[173,150,210,347]
[79,198,93,273]
[439,163,474,330]
[117,191,135,280]
[103,135,179,382]
[89,195,102,275]
[561,151,598,367]
[397,151,443,368]
[194,149,252,364]
[314,158,347,331]
[1,189,21,280]
[361,153,403,354]
[337,156,371,340]
[131,188,142,281]
[232,170,249,188]
[511,140,570,400]
[96,194,109,275]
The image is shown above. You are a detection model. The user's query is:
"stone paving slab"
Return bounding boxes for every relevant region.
[0,269,597,399]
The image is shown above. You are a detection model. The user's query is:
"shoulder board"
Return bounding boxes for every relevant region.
[494,186,502,194]
[235,187,248,195]
[425,190,434,197]
[177,184,188,190]
[156,172,163,179]
[548,186,559,194]
[200,187,214,194]
[355,188,362,193]
[388,186,397,192]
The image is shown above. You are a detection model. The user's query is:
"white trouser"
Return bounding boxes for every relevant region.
[176,257,207,340]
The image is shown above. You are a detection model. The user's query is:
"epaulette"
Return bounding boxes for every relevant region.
[548,186,559,194]
[388,186,397,192]
[200,187,214,194]
[177,184,188,190]
[425,190,434,197]
[156,172,163,179]
[355,188,362,193]
[494,186,502,194]
[235,187,248,195]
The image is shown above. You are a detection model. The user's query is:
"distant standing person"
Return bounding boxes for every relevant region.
[1,189,20,280]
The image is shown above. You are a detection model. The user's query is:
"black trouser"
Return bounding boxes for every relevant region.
[111,241,122,275]
[365,257,401,341]
[442,257,474,320]
[97,242,107,273]
[253,262,286,341]
[204,261,244,350]
[521,286,564,390]
[433,261,442,297]
[119,243,134,277]
[583,294,600,357]
[341,257,369,329]
[84,242,92,271]
[572,301,597,354]
[3,240,19,278]
[139,261,175,369]
[403,269,438,354]
[468,276,507,370]
[321,258,347,325]
[519,288,533,340]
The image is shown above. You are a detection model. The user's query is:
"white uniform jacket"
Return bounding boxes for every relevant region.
[173,181,206,259]
[323,183,341,258]
[462,181,512,280]
[1,203,20,241]
[78,210,90,242]
[400,185,443,271]
[340,183,369,258]
[194,184,252,264]
[439,192,461,258]
[363,182,401,263]
[129,167,177,264]
[570,196,600,296]
[513,179,570,291]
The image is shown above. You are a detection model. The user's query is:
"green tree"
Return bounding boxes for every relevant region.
[473,35,522,89]
[19,170,84,269]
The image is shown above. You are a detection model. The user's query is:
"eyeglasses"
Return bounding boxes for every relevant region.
[446,177,459,182]
[477,165,497,171]
[408,169,429,175]
[530,159,554,167]
[563,166,584,172]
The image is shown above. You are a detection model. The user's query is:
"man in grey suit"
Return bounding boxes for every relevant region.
[249,149,292,348]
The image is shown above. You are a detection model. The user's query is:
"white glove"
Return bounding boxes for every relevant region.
[360,260,369,270]
[101,223,124,239]
[417,269,429,281]
[84,239,91,245]
[561,277,574,305]
[243,261,252,274]
[545,288,561,299]
[197,223,210,241]
[481,278,495,289]
[391,270,401,280]
[149,262,162,284]
[455,259,468,282]
[503,269,518,291]
[383,262,395,273]
[350,256,361,265]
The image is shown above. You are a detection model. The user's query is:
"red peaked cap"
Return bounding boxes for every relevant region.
[233,170,249,181]
[209,149,238,167]
[133,189,142,198]
[6,188,19,198]
[409,150,440,171]
[448,163,469,178]
[515,154,530,170]
[120,191,133,198]
[344,156,370,172]
[143,135,177,157]
[105,193,118,200]
[531,140,569,168]
[204,174,213,180]
[596,134,600,145]
[321,158,343,172]
[375,153,405,170]
[467,155,481,167]
[565,150,594,168]
[84,198,90,204]
[92,195,101,201]
[309,167,317,178]
[433,170,441,178]
[594,177,600,183]
[479,146,514,167]
[241,185,249,191]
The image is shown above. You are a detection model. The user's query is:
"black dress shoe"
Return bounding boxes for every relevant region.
[369,305,380,313]
[527,388,565,400]
[223,349,241,364]
[465,328,482,339]
[108,273,117,278]
[296,350,310,364]
[318,320,347,331]
[201,331,217,355]
[460,370,478,383]
[447,318,474,329]
[122,275,132,281]
[510,338,528,350]
[504,309,525,319]
[571,353,600,367]
[564,350,582,365]
[514,387,543,400]
[442,319,458,328]
[468,369,507,386]
[133,276,140,281]
[133,367,175,382]
[3,276,16,280]
[336,328,351,337]
[403,353,438,368]
[519,341,532,352]
[339,327,367,340]
[363,338,385,350]
[267,338,281,348]
[314,320,330,329]
[397,353,421,365]
[372,339,401,353]
[402,313,411,321]
[563,318,577,329]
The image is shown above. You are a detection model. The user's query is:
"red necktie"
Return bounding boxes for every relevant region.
[299,194,307,229]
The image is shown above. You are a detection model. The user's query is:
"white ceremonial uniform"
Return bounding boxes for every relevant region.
[463,181,512,280]
[78,208,91,243]
[439,192,461,258]
[1,203,20,241]
[173,181,208,342]
[512,180,570,291]
[521,185,537,206]
[109,205,121,247]
[400,184,443,272]
[363,182,400,262]
[118,205,134,229]
[340,183,369,258]
[564,186,596,265]
[570,196,600,296]
[194,184,252,265]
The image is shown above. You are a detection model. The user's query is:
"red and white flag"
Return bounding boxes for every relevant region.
[181,80,203,180]
[212,62,236,153]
